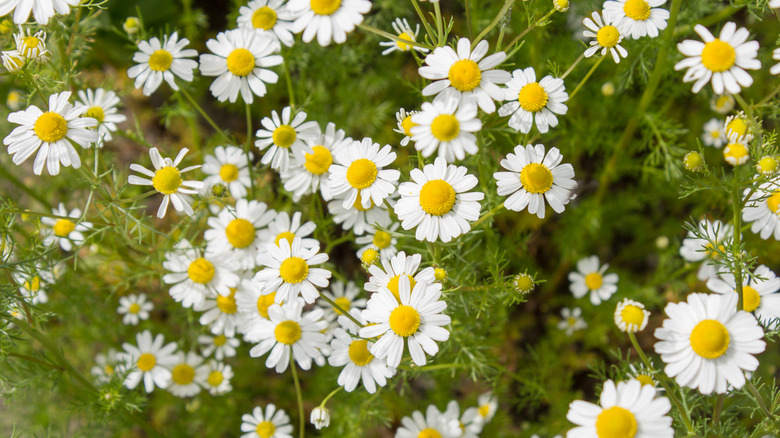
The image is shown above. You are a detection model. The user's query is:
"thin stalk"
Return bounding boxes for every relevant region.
[291,359,305,438]
[245,103,256,197]
[561,52,586,80]
[319,387,343,407]
[319,291,363,327]
[358,24,434,50]
[568,55,606,100]
[757,82,780,107]
[283,52,296,109]
[473,0,515,46]
[1,208,112,227]
[745,380,772,418]
[731,180,744,310]
[7,352,64,371]
[464,0,473,39]
[470,203,505,229]
[712,394,725,427]
[179,88,231,142]
[433,1,444,45]
[20,68,47,102]
[504,8,556,53]
[410,0,437,43]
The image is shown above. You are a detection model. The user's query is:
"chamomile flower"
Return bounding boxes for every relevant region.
[14,27,48,59]
[4,91,98,176]
[201,146,252,199]
[6,89,23,111]
[654,292,765,394]
[128,147,203,218]
[568,256,619,305]
[327,192,393,235]
[247,299,328,372]
[310,407,330,430]
[603,0,669,39]
[1,49,22,72]
[771,48,780,75]
[204,199,276,270]
[328,309,396,393]
[195,288,242,337]
[707,265,780,328]
[393,108,417,147]
[40,203,92,251]
[237,0,295,47]
[395,404,461,438]
[254,237,331,304]
[0,0,80,24]
[723,139,749,166]
[356,222,399,261]
[288,0,372,47]
[743,179,780,241]
[410,90,482,162]
[365,251,436,301]
[679,219,733,280]
[771,0,780,8]
[241,404,293,438]
[494,144,577,219]
[444,400,482,438]
[118,293,153,326]
[75,88,126,145]
[281,122,347,201]
[162,239,240,308]
[317,280,367,323]
[711,94,735,114]
[197,360,233,396]
[701,118,726,148]
[329,137,400,209]
[199,28,282,103]
[498,67,569,134]
[395,157,484,243]
[723,112,753,143]
[127,32,198,96]
[167,351,204,398]
[583,11,628,63]
[255,106,319,173]
[614,298,650,333]
[13,262,55,304]
[566,379,674,437]
[379,18,428,55]
[91,349,120,385]
[675,22,760,94]
[236,279,278,335]
[360,276,450,367]
[473,392,499,424]
[628,362,663,391]
[198,333,240,360]
[120,330,178,393]
[259,211,318,250]
[557,307,587,336]
[418,37,511,113]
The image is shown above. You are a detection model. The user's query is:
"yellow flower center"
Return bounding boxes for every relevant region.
[207,370,224,386]
[217,290,237,314]
[274,231,296,247]
[396,32,414,51]
[84,106,105,123]
[53,219,76,237]
[361,248,380,266]
[568,317,577,326]
[346,158,378,189]
[352,192,373,211]
[430,114,460,142]
[701,39,736,73]
[257,292,276,318]
[434,268,447,281]
[256,421,276,438]
[334,296,351,314]
[104,364,114,374]
[595,406,637,438]
[623,0,651,21]
[635,374,654,387]
[418,428,442,438]
[187,257,216,284]
[401,115,416,136]
[388,274,416,303]
[620,305,645,328]
[34,112,68,143]
[520,163,554,194]
[518,82,549,112]
[219,163,239,182]
[724,143,748,165]
[690,319,730,359]
[419,179,456,216]
[311,0,341,15]
[279,257,309,284]
[596,25,620,48]
[272,125,297,148]
[715,95,732,109]
[448,59,481,92]
[767,191,780,214]
[225,218,256,248]
[226,48,255,77]
[304,145,333,175]
[24,276,40,292]
[20,36,41,57]
[373,230,392,249]
[148,49,173,72]
[513,273,534,293]
[585,272,603,290]
[129,303,141,314]
[274,320,302,345]
[137,353,156,372]
[348,339,373,366]
[742,285,761,312]
[478,404,490,418]
[389,305,421,337]
[213,334,227,346]
[152,166,182,195]
[171,363,195,385]
[758,157,778,174]
[726,118,747,137]
[252,6,278,30]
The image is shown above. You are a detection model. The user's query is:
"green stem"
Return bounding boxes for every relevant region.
[470,203,505,229]
[568,55,606,100]
[731,180,744,310]
[20,68,47,103]
[358,24,434,50]
[561,52,586,80]
[503,8,556,53]
[283,51,296,109]
[473,0,515,46]
[433,1,444,45]
[7,352,65,371]
[712,394,725,427]
[1,208,112,227]
[464,0,473,39]
[179,88,231,142]
[757,82,780,107]
[319,291,363,327]
[245,103,256,198]
[319,387,343,408]
[673,5,742,36]
[410,0,437,44]
[745,380,772,418]
[290,359,305,438]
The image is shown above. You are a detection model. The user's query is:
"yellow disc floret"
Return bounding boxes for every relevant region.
[767,191,780,214]
[304,145,333,175]
[252,6,277,30]
[361,248,380,267]
[207,370,224,386]
[635,374,654,387]
[84,106,105,123]
[518,82,549,112]
[448,59,482,92]
[348,339,373,366]
[257,292,277,318]
[226,218,256,248]
[220,164,239,182]
[137,353,156,371]
[520,163,554,194]
[373,230,392,249]
[430,114,460,142]
[152,166,182,195]
[256,421,276,438]
[585,272,603,290]
[272,125,297,148]
[396,32,414,51]
[129,303,141,314]
[389,305,421,337]
[275,231,296,246]
[701,39,736,73]
[402,115,417,136]
[742,285,760,312]
[597,25,620,48]
[334,296,351,314]
[623,0,651,21]
[757,157,778,174]
[274,320,302,345]
[53,219,76,237]
[418,429,442,438]
[419,179,457,216]
[227,48,255,77]
[723,143,748,165]
[690,319,730,359]
[148,50,173,71]
[388,274,416,302]
[171,363,195,385]
[279,257,309,284]
[346,158,378,189]
[213,335,227,346]
[187,257,216,284]
[34,112,68,143]
[311,0,341,15]
[620,305,646,329]
[217,290,237,314]
[595,406,637,438]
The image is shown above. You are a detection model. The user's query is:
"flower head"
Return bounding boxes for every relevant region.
[127,32,198,96]
[128,147,203,218]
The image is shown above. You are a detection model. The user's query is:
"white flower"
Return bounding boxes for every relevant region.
[674,22,760,94]
[395,404,461,438]
[74,88,126,145]
[494,144,577,219]
[4,91,98,175]
[91,349,120,385]
[127,32,198,96]
[365,251,436,301]
[498,67,568,134]
[202,146,253,199]
[418,37,511,113]
[557,307,587,336]
[771,0,780,8]
[254,237,331,304]
[568,255,619,305]
[237,0,296,47]
[613,298,650,333]
[259,210,318,250]
[236,278,278,336]
[13,261,55,304]
[395,157,484,243]
[723,139,750,166]
[743,179,780,241]
[379,18,428,55]
[326,191,392,235]
[474,392,498,424]
[360,276,450,367]
[40,202,92,251]
[410,90,482,162]
[120,330,178,393]
[199,28,282,103]
[2,49,23,72]
[255,106,319,173]
[583,11,628,63]
[240,404,293,438]
[679,219,733,280]
[162,239,240,308]
[197,359,233,396]
[14,27,48,60]
[711,94,735,113]
[566,379,673,437]
[118,293,153,326]
[329,137,400,209]
[393,107,417,147]
[654,292,765,394]
[0,0,80,24]
[707,265,780,328]
[281,122,347,201]
[310,407,330,430]
[723,112,752,143]
[167,351,204,398]
[288,0,372,47]
[195,288,242,337]
[603,0,669,39]
[247,299,328,372]
[204,199,276,270]
[772,47,780,75]
[701,117,726,148]
[356,222,399,262]
[128,147,203,218]
[198,333,240,360]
